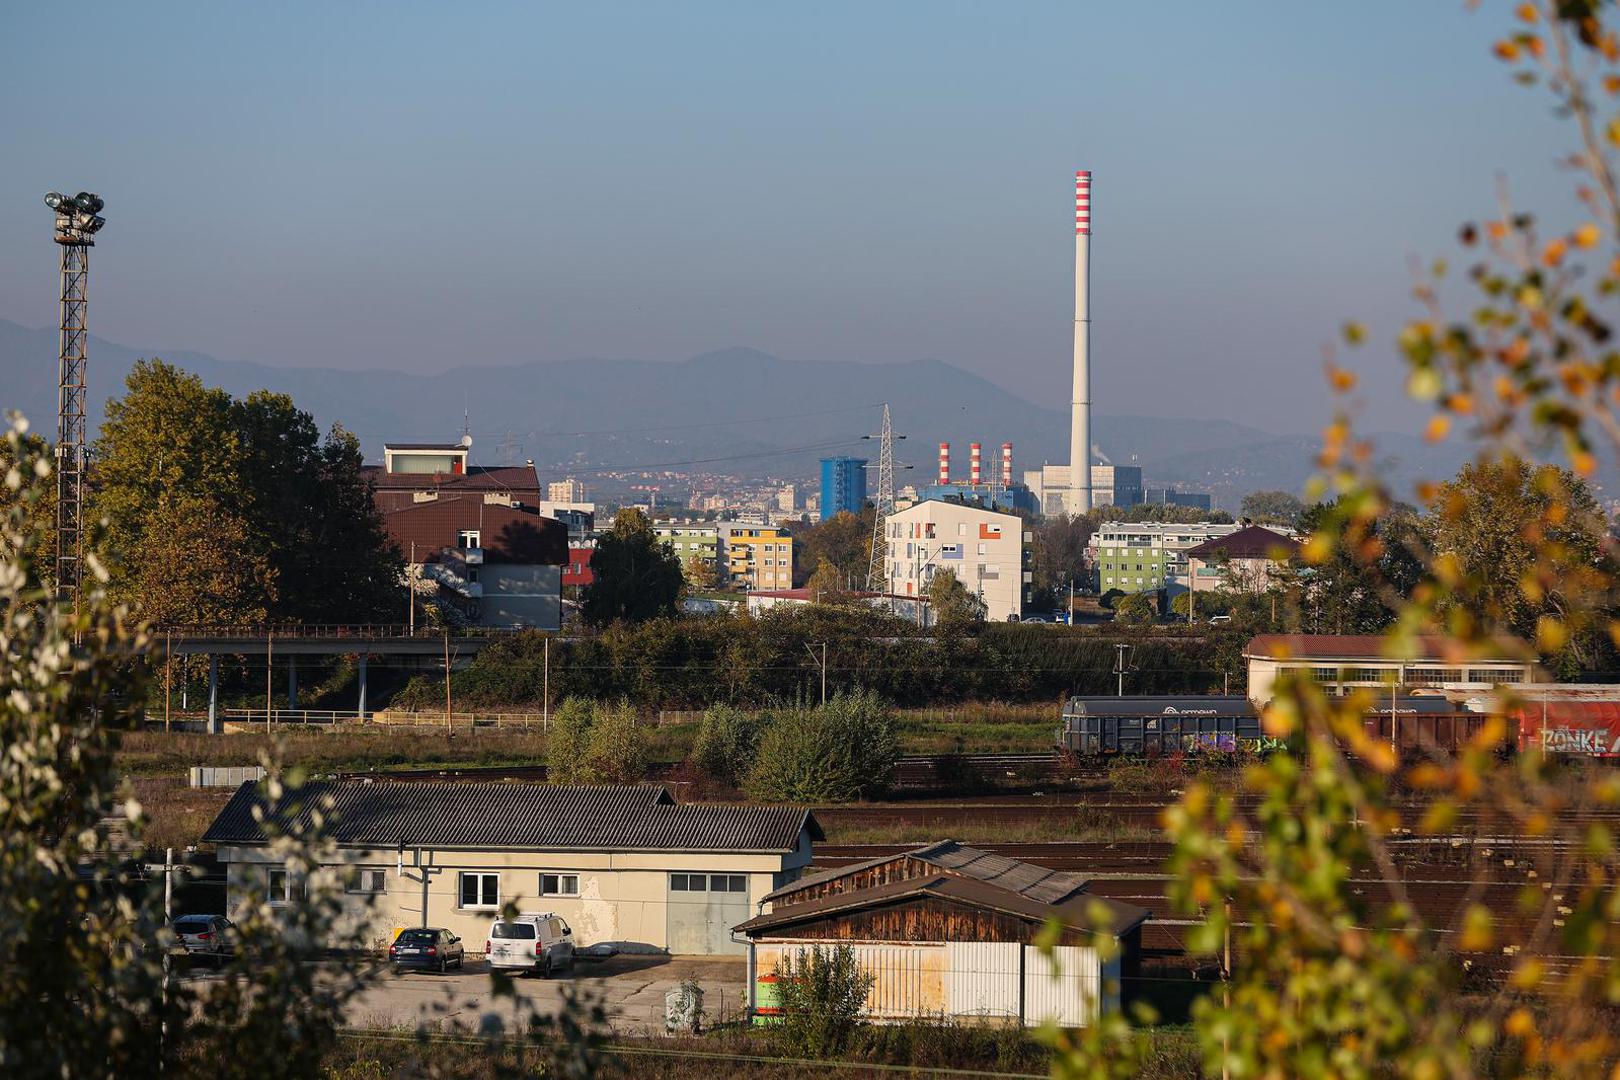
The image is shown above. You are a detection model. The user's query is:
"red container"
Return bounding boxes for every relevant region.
[1515,700,1620,756]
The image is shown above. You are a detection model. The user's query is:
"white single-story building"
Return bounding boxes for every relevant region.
[203,781,821,955]
[1244,633,1544,704]
[734,840,1150,1027]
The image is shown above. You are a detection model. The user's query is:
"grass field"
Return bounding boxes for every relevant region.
[822,809,1158,846]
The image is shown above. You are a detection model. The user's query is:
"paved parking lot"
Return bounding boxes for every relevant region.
[184,954,749,1035]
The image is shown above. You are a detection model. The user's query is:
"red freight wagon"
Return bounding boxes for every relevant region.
[1515,700,1620,757]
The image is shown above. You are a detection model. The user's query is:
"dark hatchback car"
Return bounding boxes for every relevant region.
[388,927,465,974]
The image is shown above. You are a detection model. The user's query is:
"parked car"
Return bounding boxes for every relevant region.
[388,927,465,975]
[171,915,234,965]
[485,914,575,977]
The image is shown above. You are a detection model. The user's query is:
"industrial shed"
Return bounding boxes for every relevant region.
[735,841,1150,1028]
[204,781,821,955]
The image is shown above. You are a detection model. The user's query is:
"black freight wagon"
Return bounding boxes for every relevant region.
[1058,697,1262,756]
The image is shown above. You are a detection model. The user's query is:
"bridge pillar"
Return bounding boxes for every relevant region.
[207,655,220,734]
[287,659,298,713]
[357,654,368,718]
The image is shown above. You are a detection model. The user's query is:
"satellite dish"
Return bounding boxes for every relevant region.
[460,434,473,449]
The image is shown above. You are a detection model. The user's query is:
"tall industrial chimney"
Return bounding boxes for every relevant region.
[938,442,950,485]
[1069,170,1093,514]
[970,442,982,487]
[1002,443,1013,491]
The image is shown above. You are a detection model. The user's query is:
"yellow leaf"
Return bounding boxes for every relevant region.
[1506,1006,1536,1036]
[1494,40,1521,62]
[1424,415,1451,443]
[1537,615,1568,652]
[1461,904,1495,951]
[1608,117,1620,148]
[1544,237,1568,266]
[1576,222,1602,249]
[1516,2,1538,23]
[1573,449,1596,477]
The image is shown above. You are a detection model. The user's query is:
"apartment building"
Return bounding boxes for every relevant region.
[1087,521,1244,596]
[883,500,1027,622]
[718,524,795,591]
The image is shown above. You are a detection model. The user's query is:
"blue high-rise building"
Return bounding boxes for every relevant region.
[819,457,869,520]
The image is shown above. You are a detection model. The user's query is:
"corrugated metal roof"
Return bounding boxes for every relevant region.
[763,840,1088,906]
[737,874,1150,938]
[202,781,821,853]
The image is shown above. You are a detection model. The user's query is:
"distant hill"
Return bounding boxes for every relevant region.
[0,317,1473,503]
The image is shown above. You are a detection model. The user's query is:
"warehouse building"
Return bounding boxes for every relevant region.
[1244,634,1544,703]
[735,840,1149,1027]
[204,782,820,956]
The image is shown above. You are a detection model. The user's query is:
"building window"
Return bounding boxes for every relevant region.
[268,869,298,904]
[1342,668,1392,684]
[1407,667,1463,686]
[347,868,387,894]
[977,543,987,556]
[540,873,580,898]
[958,523,968,537]
[1474,669,1523,684]
[458,529,481,549]
[459,872,500,910]
[670,873,747,893]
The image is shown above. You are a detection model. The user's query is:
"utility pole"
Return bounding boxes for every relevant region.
[443,627,453,730]
[1068,579,1075,626]
[1222,896,1232,1080]
[408,541,415,633]
[164,629,172,733]
[265,630,273,733]
[543,635,550,730]
[806,642,827,705]
[43,190,105,619]
[1113,643,1131,697]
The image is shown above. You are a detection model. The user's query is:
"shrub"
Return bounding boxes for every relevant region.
[772,944,875,1058]
[689,703,761,787]
[546,697,596,784]
[742,689,899,802]
[585,701,649,783]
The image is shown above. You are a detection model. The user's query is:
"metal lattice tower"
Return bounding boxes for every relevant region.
[866,403,897,592]
[44,191,106,617]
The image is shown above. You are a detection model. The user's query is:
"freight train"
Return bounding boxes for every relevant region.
[1057,695,1499,757]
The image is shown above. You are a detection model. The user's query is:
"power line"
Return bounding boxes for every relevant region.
[517,402,884,440]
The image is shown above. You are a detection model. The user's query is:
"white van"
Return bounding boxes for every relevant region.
[484,913,576,977]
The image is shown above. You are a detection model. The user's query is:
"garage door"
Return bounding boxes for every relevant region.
[666,872,749,955]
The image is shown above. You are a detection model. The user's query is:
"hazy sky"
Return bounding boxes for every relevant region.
[0,2,1578,433]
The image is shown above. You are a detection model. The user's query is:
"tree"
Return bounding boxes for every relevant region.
[1027,513,1095,606]
[580,508,683,626]
[1424,457,1612,664]
[682,553,719,593]
[126,494,274,625]
[1112,591,1156,625]
[805,557,855,605]
[924,569,986,627]
[743,689,898,802]
[584,701,649,783]
[0,417,56,595]
[546,697,597,784]
[1294,498,1423,636]
[789,508,872,587]
[690,703,762,787]
[1240,489,1307,529]
[92,360,402,626]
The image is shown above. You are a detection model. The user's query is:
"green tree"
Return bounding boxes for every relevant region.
[126,494,274,625]
[584,701,649,783]
[546,697,596,784]
[789,507,873,587]
[924,568,986,627]
[690,703,762,787]
[1425,456,1612,664]
[1240,489,1307,528]
[1027,512,1095,606]
[1112,591,1156,625]
[580,508,683,626]
[682,552,719,592]
[1295,498,1423,636]
[743,688,898,802]
[0,417,56,594]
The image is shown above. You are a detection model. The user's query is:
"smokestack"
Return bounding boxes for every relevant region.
[938,442,950,486]
[970,442,982,487]
[1002,442,1013,490]
[1069,170,1093,514]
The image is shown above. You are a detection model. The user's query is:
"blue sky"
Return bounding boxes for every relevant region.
[0,1,1578,433]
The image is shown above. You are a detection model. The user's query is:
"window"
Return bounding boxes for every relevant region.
[1312,667,1339,683]
[459,872,500,909]
[458,529,481,549]
[349,868,387,894]
[670,873,703,891]
[977,543,987,556]
[268,869,298,904]
[1406,667,1463,686]
[670,872,747,893]
[539,872,580,897]
[1343,668,1393,684]
[958,523,968,537]
[1474,668,1523,684]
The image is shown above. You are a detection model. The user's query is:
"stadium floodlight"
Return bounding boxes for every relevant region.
[44,192,66,209]
[74,192,104,213]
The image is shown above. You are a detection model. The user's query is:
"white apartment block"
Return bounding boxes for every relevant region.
[884,500,1027,622]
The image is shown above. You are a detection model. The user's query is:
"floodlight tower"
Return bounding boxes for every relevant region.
[44,190,106,615]
[863,404,904,593]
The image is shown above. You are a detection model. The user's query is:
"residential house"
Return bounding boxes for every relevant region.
[883,500,1027,622]
[1184,525,1300,594]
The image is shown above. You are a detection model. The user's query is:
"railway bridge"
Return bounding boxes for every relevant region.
[153,624,520,732]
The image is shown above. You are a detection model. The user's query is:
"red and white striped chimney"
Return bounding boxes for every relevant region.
[970,442,982,487]
[1002,442,1013,488]
[938,442,950,485]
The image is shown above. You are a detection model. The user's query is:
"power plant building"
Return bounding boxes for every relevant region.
[1025,464,1143,515]
[819,456,868,521]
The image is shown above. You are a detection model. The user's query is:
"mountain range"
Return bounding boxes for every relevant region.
[0,317,1471,507]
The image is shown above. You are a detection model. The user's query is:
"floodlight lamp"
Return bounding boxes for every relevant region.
[74,192,102,213]
[84,216,106,233]
[44,192,66,209]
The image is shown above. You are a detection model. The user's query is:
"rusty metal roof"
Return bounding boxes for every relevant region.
[203,781,822,853]
[737,873,1150,938]
[763,840,1088,906]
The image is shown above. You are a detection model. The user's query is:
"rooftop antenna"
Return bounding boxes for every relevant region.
[43,190,106,619]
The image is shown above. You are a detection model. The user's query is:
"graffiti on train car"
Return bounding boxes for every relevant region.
[1180,733,1287,754]
[1539,727,1620,755]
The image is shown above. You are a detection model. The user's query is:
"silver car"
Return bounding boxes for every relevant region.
[172,915,233,965]
[484,915,575,977]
